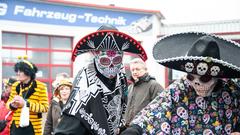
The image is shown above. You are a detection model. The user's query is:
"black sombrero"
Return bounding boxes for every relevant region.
[72,24,147,61]
[153,32,240,78]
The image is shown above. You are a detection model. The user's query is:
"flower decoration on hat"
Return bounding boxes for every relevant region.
[204,57,212,63]
[72,25,148,62]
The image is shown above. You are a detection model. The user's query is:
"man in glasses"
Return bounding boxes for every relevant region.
[121,32,240,135]
[54,24,148,135]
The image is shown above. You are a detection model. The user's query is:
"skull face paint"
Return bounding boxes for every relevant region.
[187,74,217,97]
[94,50,123,79]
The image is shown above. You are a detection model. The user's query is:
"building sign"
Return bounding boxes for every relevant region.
[0,1,154,34]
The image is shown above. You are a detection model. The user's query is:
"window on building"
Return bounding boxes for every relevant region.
[2,32,73,98]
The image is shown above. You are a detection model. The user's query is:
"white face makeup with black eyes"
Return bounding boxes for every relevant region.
[94,50,123,79]
[187,74,218,97]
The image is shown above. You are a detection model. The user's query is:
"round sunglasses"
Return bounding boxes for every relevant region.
[99,56,122,66]
[186,74,212,83]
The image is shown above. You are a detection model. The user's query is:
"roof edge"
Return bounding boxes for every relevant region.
[44,0,164,18]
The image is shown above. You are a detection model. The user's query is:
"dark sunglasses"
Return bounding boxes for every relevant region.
[186,74,212,83]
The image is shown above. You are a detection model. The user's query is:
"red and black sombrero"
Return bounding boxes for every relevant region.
[72,24,147,61]
[153,32,240,78]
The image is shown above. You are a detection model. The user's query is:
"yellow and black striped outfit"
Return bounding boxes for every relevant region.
[7,80,49,135]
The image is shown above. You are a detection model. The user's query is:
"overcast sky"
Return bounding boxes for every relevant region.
[71,0,240,24]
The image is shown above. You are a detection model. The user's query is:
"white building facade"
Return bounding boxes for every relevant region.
[1,1,240,96]
[0,0,164,96]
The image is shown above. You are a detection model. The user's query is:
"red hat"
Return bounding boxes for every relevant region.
[72,24,147,61]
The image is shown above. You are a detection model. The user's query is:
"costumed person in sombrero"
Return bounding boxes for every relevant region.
[54,24,148,135]
[120,32,240,135]
[7,56,49,135]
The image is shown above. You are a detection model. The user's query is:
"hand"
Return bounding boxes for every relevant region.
[10,101,19,108]
[231,132,240,135]
[115,128,120,135]
[115,125,127,135]
[13,95,25,108]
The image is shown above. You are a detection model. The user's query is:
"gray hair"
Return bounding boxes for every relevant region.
[129,58,147,70]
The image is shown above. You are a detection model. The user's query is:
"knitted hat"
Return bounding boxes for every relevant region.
[54,79,72,97]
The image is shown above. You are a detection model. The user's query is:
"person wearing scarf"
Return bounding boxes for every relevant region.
[44,79,72,135]
[54,24,148,135]
[124,58,163,126]
[7,57,49,135]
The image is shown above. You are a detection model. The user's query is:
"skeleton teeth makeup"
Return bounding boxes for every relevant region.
[187,74,217,97]
[94,50,123,79]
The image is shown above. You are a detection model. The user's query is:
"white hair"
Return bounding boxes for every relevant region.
[129,58,147,70]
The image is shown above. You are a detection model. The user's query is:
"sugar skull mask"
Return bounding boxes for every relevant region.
[94,50,123,79]
[187,74,218,97]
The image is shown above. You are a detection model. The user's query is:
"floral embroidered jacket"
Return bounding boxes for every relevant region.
[131,78,240,135]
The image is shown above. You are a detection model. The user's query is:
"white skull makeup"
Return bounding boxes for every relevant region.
[203,114,210,124]
[195,96,207,109]
[189,115,196,127]
[225,109,232,119]
[185,62,194,73]
[222,91,231,105]
[224,124,232,134]
[196,62,208,75]
[210,66,220,76]
[203,129,214,135]
[161,122,171,134]
[94,50,123,79]
[172,128,181,135]
[177,107,188,120]
[187,74,218,97]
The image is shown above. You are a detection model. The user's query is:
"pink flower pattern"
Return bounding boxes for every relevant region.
[131,79,240,135]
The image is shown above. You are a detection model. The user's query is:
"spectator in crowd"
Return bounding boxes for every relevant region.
[42,72,71,130]
[44,79,72,135]
[7,56,49,135]
[124,58,163,125]
[54,24,148,135]
[2,78,17,103]
[121,32,240,134]
[0,77,17,135]
[52,72,71,90]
